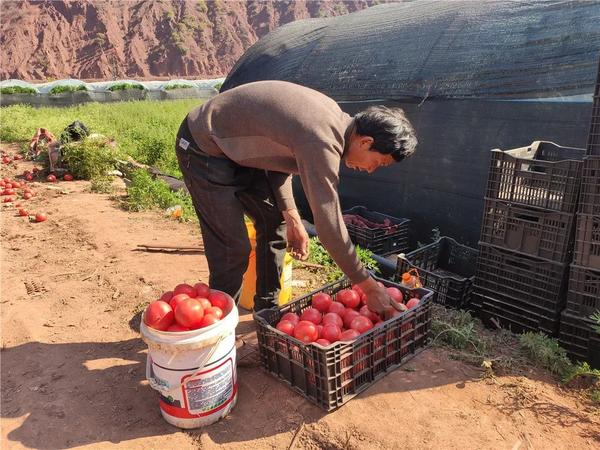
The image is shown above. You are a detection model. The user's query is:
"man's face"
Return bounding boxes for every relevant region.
[344,135,395,174]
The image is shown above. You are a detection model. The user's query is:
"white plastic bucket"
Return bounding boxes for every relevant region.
[140,292,239,429]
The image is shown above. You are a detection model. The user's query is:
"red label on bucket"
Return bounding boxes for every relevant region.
[181,358,236,416]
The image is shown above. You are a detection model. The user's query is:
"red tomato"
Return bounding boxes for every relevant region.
[317,324,323,338]
[194,282,210,298]
[314,338,331,347]
[300,307,322,325]
[47,174,57,182]
[276,320,295,335]
[18,209,28,216]
[340,329,360,341]
[63,174,74,181]
[336,289,360,309]
[351,316,374,334]
[159,291,173,303]
[343,310,361,329]
[167,323,190,332]
[209,291,230,313]
[386,287,404,304]
[11,182,21,188]
[2,177,10,183]
[406,298,420,309]
[174,298,204,329]
[5,189,15,195]
[3,197,13,203]
[311,292,332,313]
[321,324,341,342]
[144,301,174,331]
[197,297,212,310]
[173,283,197,298]
[352,284,364,296]
[23,192,33,200]
[206,306,223,319]
[281,312,300,325]
[35,213,47,222]
[294,320,318,343]
[359,305,380,323]
[328,301,346,317]
[322,312,343,328]
[169,293,190,311]
[199,314,220,328]
[25,174,34,181]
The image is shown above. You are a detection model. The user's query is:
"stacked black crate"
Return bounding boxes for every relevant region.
[472,141,586,335]
[559,61,600,367]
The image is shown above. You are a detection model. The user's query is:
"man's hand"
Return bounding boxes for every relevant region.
[282,209,309,260]
[357,277,405,319]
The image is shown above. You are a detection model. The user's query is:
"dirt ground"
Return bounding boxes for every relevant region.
[1,143,598,450]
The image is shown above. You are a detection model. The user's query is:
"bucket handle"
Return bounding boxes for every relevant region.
[146,334,225,395]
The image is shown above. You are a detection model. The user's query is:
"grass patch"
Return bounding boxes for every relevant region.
[1,86,37,95]
[591,311,600,334]
[123,169,195,221]
[432,309,486,354]
[107,83,145,92]
[302,236,379,282]
[0,99,198,176]
[49,84,88,95]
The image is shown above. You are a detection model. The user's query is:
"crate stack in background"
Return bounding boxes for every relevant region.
[559,60,600,367]
[472,141,586,335]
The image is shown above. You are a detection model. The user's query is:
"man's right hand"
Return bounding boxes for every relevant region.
[357,277,406,319]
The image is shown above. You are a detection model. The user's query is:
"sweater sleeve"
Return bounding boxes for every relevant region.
[265,170,297,211]
[295,141,370,284]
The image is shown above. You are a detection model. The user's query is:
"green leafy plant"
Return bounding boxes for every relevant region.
[519,332,572,377]
[124,169,195,221]
[306,237,379,282]
[49,84,88,94]
[213,82,223,91]
[431,309,485,354]
[164,83,195,91]
[61,136,123,182]
[107,83,144,92]
[590,311,600,334]
[1,86,37,95]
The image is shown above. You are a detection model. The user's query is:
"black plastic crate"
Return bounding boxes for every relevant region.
[480,198,576,262]
[586,57,600,156]
[395,237,477,309]
[477,292,560,336]
[558,311,600,368]
[485,141,585,213]
[577,156,600,216]
[565,264,600,318]
[343,206,410,255]
[253,276,433,411]
[474,243,569,315]
[573,214,600,269]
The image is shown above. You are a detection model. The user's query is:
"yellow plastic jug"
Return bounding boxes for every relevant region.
[239,221,293,310]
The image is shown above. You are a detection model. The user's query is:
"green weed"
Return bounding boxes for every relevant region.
[164,83,195,91]
[431,308,486,354]
[61,136,123,181]
[590,311,600,334]
[123,169,195,221]
[1,86,37,95]
[305,236,379,282]
[49,84,88,94]
[519,332,572,377]
[107,83,144,92]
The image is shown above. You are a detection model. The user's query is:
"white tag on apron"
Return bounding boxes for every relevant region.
[179,138,190,151]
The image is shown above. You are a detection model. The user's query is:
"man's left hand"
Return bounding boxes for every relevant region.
[282,209,310,260]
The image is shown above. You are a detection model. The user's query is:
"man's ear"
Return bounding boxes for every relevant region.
[361,135,374,149]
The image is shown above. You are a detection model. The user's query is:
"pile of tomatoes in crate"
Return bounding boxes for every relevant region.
[143,282,233,332]
[274,283,421,346]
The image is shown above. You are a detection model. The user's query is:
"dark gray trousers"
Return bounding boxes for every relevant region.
[175,118,287,311]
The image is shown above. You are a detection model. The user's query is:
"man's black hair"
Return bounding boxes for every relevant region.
[354,106,417,162]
